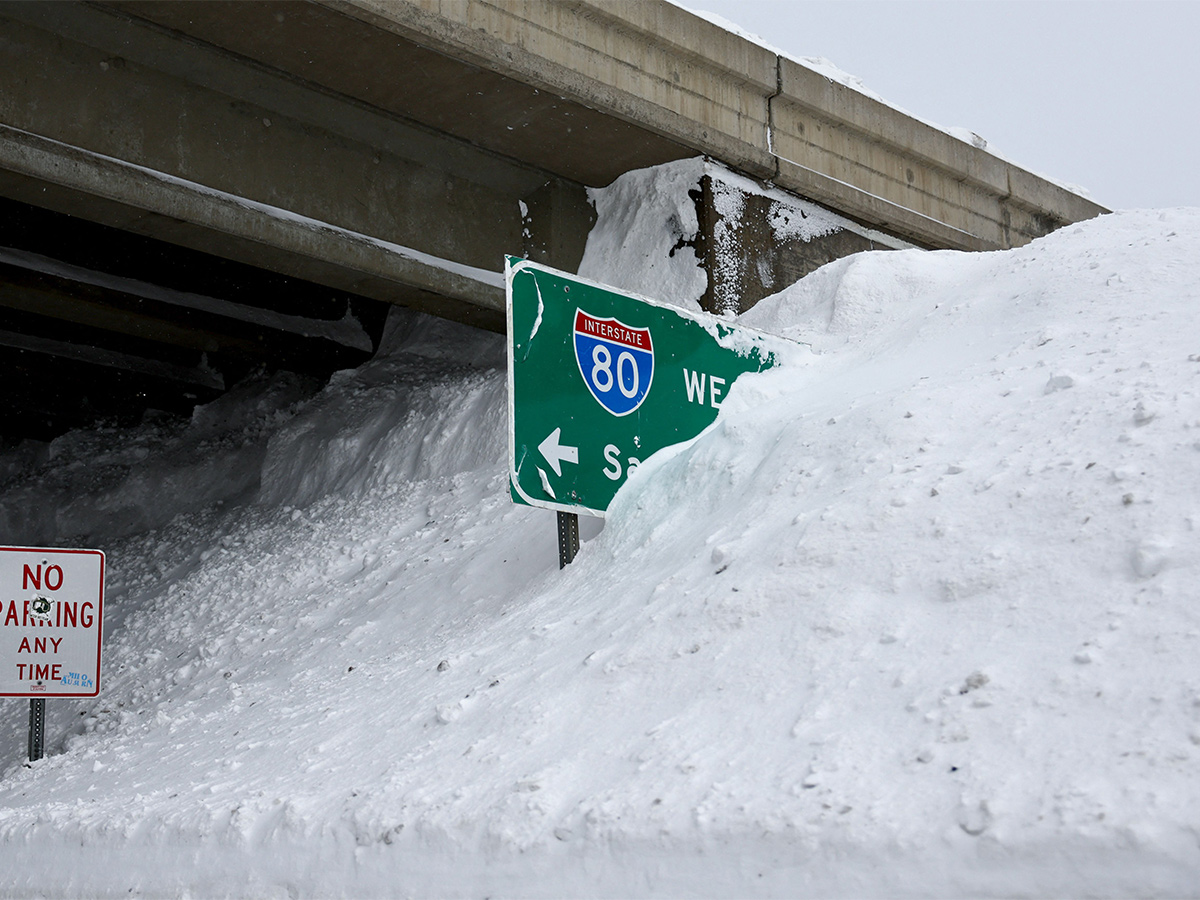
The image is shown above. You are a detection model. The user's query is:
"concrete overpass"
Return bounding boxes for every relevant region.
[0,0,1106,440]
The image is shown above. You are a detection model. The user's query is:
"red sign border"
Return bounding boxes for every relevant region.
[0,545,105,698]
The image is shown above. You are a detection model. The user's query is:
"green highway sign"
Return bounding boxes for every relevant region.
[507,257,792,517]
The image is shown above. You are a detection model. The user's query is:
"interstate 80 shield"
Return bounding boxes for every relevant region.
[573,309,653,416]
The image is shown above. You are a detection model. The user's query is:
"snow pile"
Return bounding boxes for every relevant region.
[0,371,323,546]
[580,158,906,316]
[578,156,709,311]
[2,200,1200,896]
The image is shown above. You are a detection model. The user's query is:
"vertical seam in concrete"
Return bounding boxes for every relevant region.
[1001,169,1014,249]
[766,55,783,181]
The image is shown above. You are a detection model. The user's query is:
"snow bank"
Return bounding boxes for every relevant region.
[578,157,710,311]
[0,371,322,546]
[580,158,907,316]
[2,206,1200,896]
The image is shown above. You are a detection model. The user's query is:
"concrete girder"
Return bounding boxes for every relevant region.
[0,124,508,329]
[310,0,1107,248]
[0,0,1109,441]
[0,2,606,331]
[0,0,1106,320]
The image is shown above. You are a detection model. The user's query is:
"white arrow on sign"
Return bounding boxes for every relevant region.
[538,427,579,477]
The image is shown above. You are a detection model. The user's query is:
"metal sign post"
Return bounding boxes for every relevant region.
[28,698,45,762]
[1,546,105,762]
[557,511,580,568]
[506,257,793,530]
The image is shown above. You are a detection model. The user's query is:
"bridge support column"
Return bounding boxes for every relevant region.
[691,165,913,316]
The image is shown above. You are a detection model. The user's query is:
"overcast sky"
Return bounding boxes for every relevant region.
[686,1,1200,211]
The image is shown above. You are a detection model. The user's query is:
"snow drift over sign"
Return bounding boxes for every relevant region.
[580,157,903,314]
[2,208,1200,896]
[579,157,709,310]
[257,311,506,509]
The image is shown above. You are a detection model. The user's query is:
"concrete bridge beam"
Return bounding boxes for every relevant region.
[0,1,605,331]
[0,0,1109,441]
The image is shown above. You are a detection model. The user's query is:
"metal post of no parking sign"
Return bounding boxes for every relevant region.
[28,694,45,761]
[0,546,105,762]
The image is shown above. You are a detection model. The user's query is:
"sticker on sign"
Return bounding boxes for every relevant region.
[0,546,105,698]
[507,257,797,517]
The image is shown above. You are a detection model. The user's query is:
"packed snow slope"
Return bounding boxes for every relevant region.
[2,201,1200,897]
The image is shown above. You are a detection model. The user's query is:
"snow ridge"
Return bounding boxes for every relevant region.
[2,202,1200,895]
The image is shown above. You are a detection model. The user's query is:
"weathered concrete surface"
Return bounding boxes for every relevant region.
[0,2,578,328]
[0,0,1105,307]
[770,60,1102,249]
[0,0,1107,438]
[317,0,1105,250]
[692,166,912,316]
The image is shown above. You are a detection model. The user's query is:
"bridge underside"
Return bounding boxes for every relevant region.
[0,0,629,440]
[0,1,1105,443]
[0,195,393,439]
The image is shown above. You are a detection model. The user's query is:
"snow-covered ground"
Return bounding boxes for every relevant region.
[1,161,1199,896]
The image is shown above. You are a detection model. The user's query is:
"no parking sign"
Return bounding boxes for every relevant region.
[0,546,104,698]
